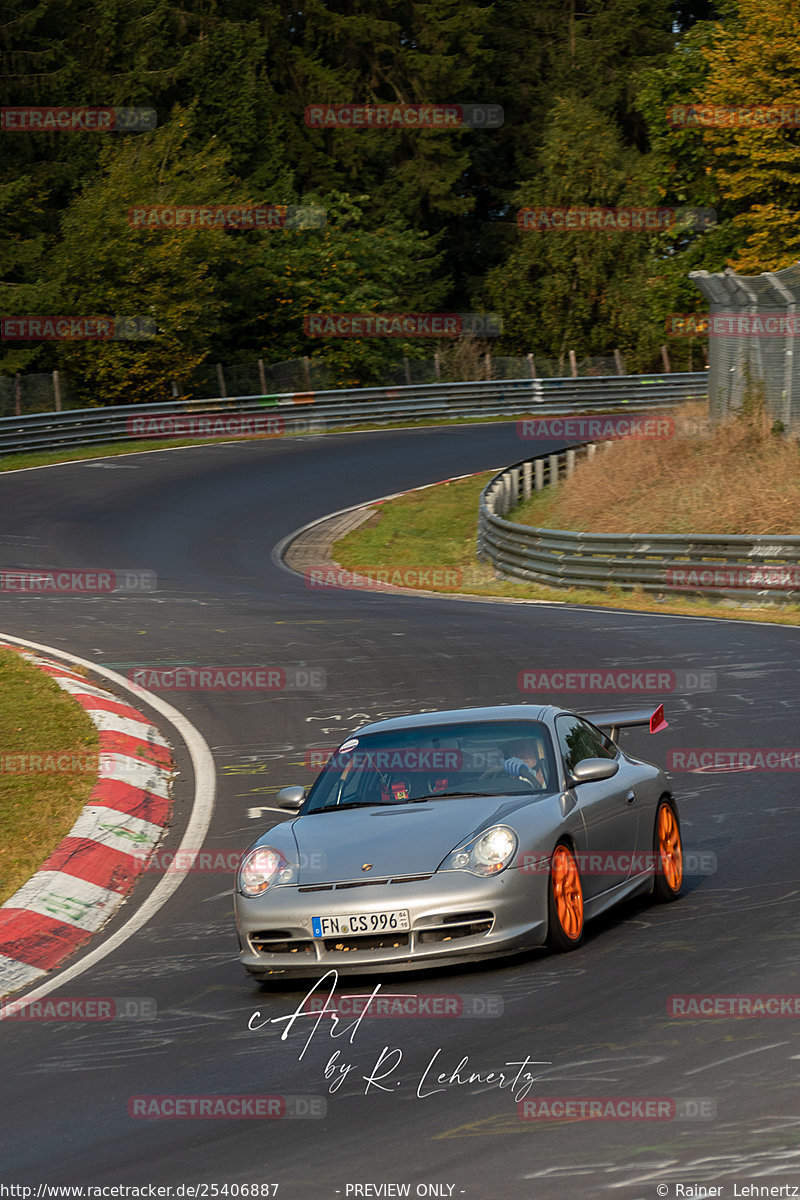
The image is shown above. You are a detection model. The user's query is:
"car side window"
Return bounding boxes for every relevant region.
[556,715,616,775]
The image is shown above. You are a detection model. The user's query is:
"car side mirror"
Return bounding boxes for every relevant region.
[569,758,620,785]
[277,785,306,810]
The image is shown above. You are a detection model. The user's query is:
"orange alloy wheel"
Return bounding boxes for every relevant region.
[657,803,683,893]
[551,844,584,943]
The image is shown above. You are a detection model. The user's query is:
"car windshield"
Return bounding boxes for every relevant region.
[303,719,557,812]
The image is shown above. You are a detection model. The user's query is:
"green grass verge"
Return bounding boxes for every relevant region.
[331,472,800,627]
[0,647,99,905]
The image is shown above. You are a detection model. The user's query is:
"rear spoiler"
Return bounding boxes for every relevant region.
[590,704,668,743]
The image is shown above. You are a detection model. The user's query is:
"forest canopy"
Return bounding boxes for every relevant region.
[1,0,796,401]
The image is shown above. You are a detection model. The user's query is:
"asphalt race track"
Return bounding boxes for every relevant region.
[2,423,800,1200]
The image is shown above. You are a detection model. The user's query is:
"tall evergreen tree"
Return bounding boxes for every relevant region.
[485,96,660,367]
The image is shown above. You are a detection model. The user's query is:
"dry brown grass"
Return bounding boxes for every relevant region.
[333,466,800,623]
[514,399,800,535]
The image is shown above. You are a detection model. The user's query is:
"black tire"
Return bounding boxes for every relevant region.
[652,799,683,903]
[546,841,585,952]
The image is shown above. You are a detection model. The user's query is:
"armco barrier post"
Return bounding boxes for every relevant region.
[548,454,559,486]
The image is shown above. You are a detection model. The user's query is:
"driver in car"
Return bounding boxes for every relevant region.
[502,736,549,788]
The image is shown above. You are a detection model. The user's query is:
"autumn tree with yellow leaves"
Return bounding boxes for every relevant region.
[693,0,800,272]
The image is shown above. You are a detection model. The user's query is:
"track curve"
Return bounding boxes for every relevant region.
[2,424,799,1200]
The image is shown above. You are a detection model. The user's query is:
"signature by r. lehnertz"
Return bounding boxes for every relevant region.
[248,969,550,1099]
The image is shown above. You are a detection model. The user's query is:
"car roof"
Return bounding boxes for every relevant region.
[352,704,555,737]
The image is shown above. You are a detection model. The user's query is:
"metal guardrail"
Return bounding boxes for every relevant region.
[0,373,707,458]
[478,443,800,602]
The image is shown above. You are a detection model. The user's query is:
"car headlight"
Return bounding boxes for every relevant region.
[438,825,518,877]
[237,846,297,896]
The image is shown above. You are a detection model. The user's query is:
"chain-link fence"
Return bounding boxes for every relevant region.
[185,358,336,400]
[690,262,800,432]
[1,347,683,416]
[0,371,79,418]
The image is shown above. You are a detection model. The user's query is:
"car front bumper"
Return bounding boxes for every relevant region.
[234,867,549,977]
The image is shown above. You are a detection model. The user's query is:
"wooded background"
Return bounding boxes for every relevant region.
[2,0,797,403]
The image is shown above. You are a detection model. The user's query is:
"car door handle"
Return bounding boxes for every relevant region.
[626,789,636,804]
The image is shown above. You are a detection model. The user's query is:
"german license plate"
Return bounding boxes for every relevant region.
[312,910,410,937]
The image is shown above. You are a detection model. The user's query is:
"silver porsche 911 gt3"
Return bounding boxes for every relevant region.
[234,704,682,978]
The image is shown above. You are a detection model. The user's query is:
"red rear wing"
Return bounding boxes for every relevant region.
[590,704,668,743]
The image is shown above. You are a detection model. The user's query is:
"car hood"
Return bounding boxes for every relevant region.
[289,795,535,885]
